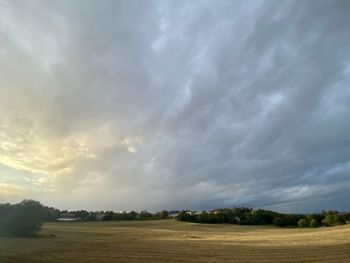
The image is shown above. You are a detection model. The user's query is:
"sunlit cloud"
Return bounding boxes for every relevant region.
[0,182,29,202]
[121,137,143,154]
[0,0,349,212]
[0,114,96,191]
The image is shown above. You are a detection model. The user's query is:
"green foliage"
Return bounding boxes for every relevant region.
[159,210,169,219]
[177,211,196,222]
[198,211,209,223]
[128,211,137,220]
[345,212,350,222]
[177,208,289,226]
[103,211,114,221]
[140,210,153,218]
[309,219,319,228]
[74,210,89,220]
[298,219,308,228]
[322,215,335,226]
[176,207,327,228]
[86,212,97,221]
[176,207,347,229]
[99,211,138,221]
[273,217,286,227]
[284,214,299,226]
[322,212,345,226]
[0,200,44,236]
[306,214,314,223]
[207,212,220,224]
[42,206,60,221]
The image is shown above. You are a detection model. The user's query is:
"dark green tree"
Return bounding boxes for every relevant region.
[42,206,60,222]
[102,211,114,221]
[128,211,138,220]
[159,210,169,219]
[298,218,307,228]
[309,219,319,228]
[3,200,44,236]
[284,214,299,226]
[273,217,286,227]
[140,210,153,218]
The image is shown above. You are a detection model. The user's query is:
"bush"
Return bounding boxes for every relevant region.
[284,214,299,226]
[159,210,169,219]
[174,207,348,229]
[273,217,286,227]
[309,219,319,228]
[1,200,44,236]
[140,210,153,218]
[298,218,308,228]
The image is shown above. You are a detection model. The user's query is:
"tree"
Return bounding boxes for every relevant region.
[198,212,209,223]
[2,200,44,236]
[298,218,307,228]
[140,210,153,218]
[159,210,169,219]
[86,212,97,221]
[284,214,299,226]
[128,211,137,220]
[42,206,60,222]
[309,219,319,228]
[103,211,114,221]
[177,211,195,222]
[273,217,286,227]
[207,213,219,224]
[306,214,314,224]
[74,210,89,220]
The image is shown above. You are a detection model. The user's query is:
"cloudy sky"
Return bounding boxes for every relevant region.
[0,0,349,213]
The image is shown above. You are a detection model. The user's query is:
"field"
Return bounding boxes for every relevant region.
[1,220,350,262]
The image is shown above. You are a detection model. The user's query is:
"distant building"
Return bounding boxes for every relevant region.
[185,210,201,215]
[57,212,81,222]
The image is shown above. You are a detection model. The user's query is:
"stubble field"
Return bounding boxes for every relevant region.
[1,219,350,262]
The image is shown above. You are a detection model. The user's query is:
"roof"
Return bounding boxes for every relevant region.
[60,212,76,218]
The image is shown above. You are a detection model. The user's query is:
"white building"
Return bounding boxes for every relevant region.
[57,212,81,222]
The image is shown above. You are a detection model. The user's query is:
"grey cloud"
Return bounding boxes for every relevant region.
[0,0,349,212]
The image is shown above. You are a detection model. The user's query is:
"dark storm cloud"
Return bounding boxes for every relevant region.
[0,0,349,212]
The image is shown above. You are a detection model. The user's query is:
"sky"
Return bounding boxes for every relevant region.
[0,0,350,213]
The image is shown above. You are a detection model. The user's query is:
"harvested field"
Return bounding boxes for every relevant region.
[1,220,350,262]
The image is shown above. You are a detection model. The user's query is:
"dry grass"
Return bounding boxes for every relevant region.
[1,220,350,262]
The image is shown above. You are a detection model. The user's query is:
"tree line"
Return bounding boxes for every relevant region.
[176,207,350,228]
[0,200,170,236]
[81,209,169,221]
[1,200,350,237]
[54,209,169,221]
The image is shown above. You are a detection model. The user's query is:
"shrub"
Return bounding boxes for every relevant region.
[1,200,44,236]
[309,219,319,228]
[273,217,286,227]
[140,210,153,218]
[284,214,299,226]
[298,218,307,228]
[159,210,169,219]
